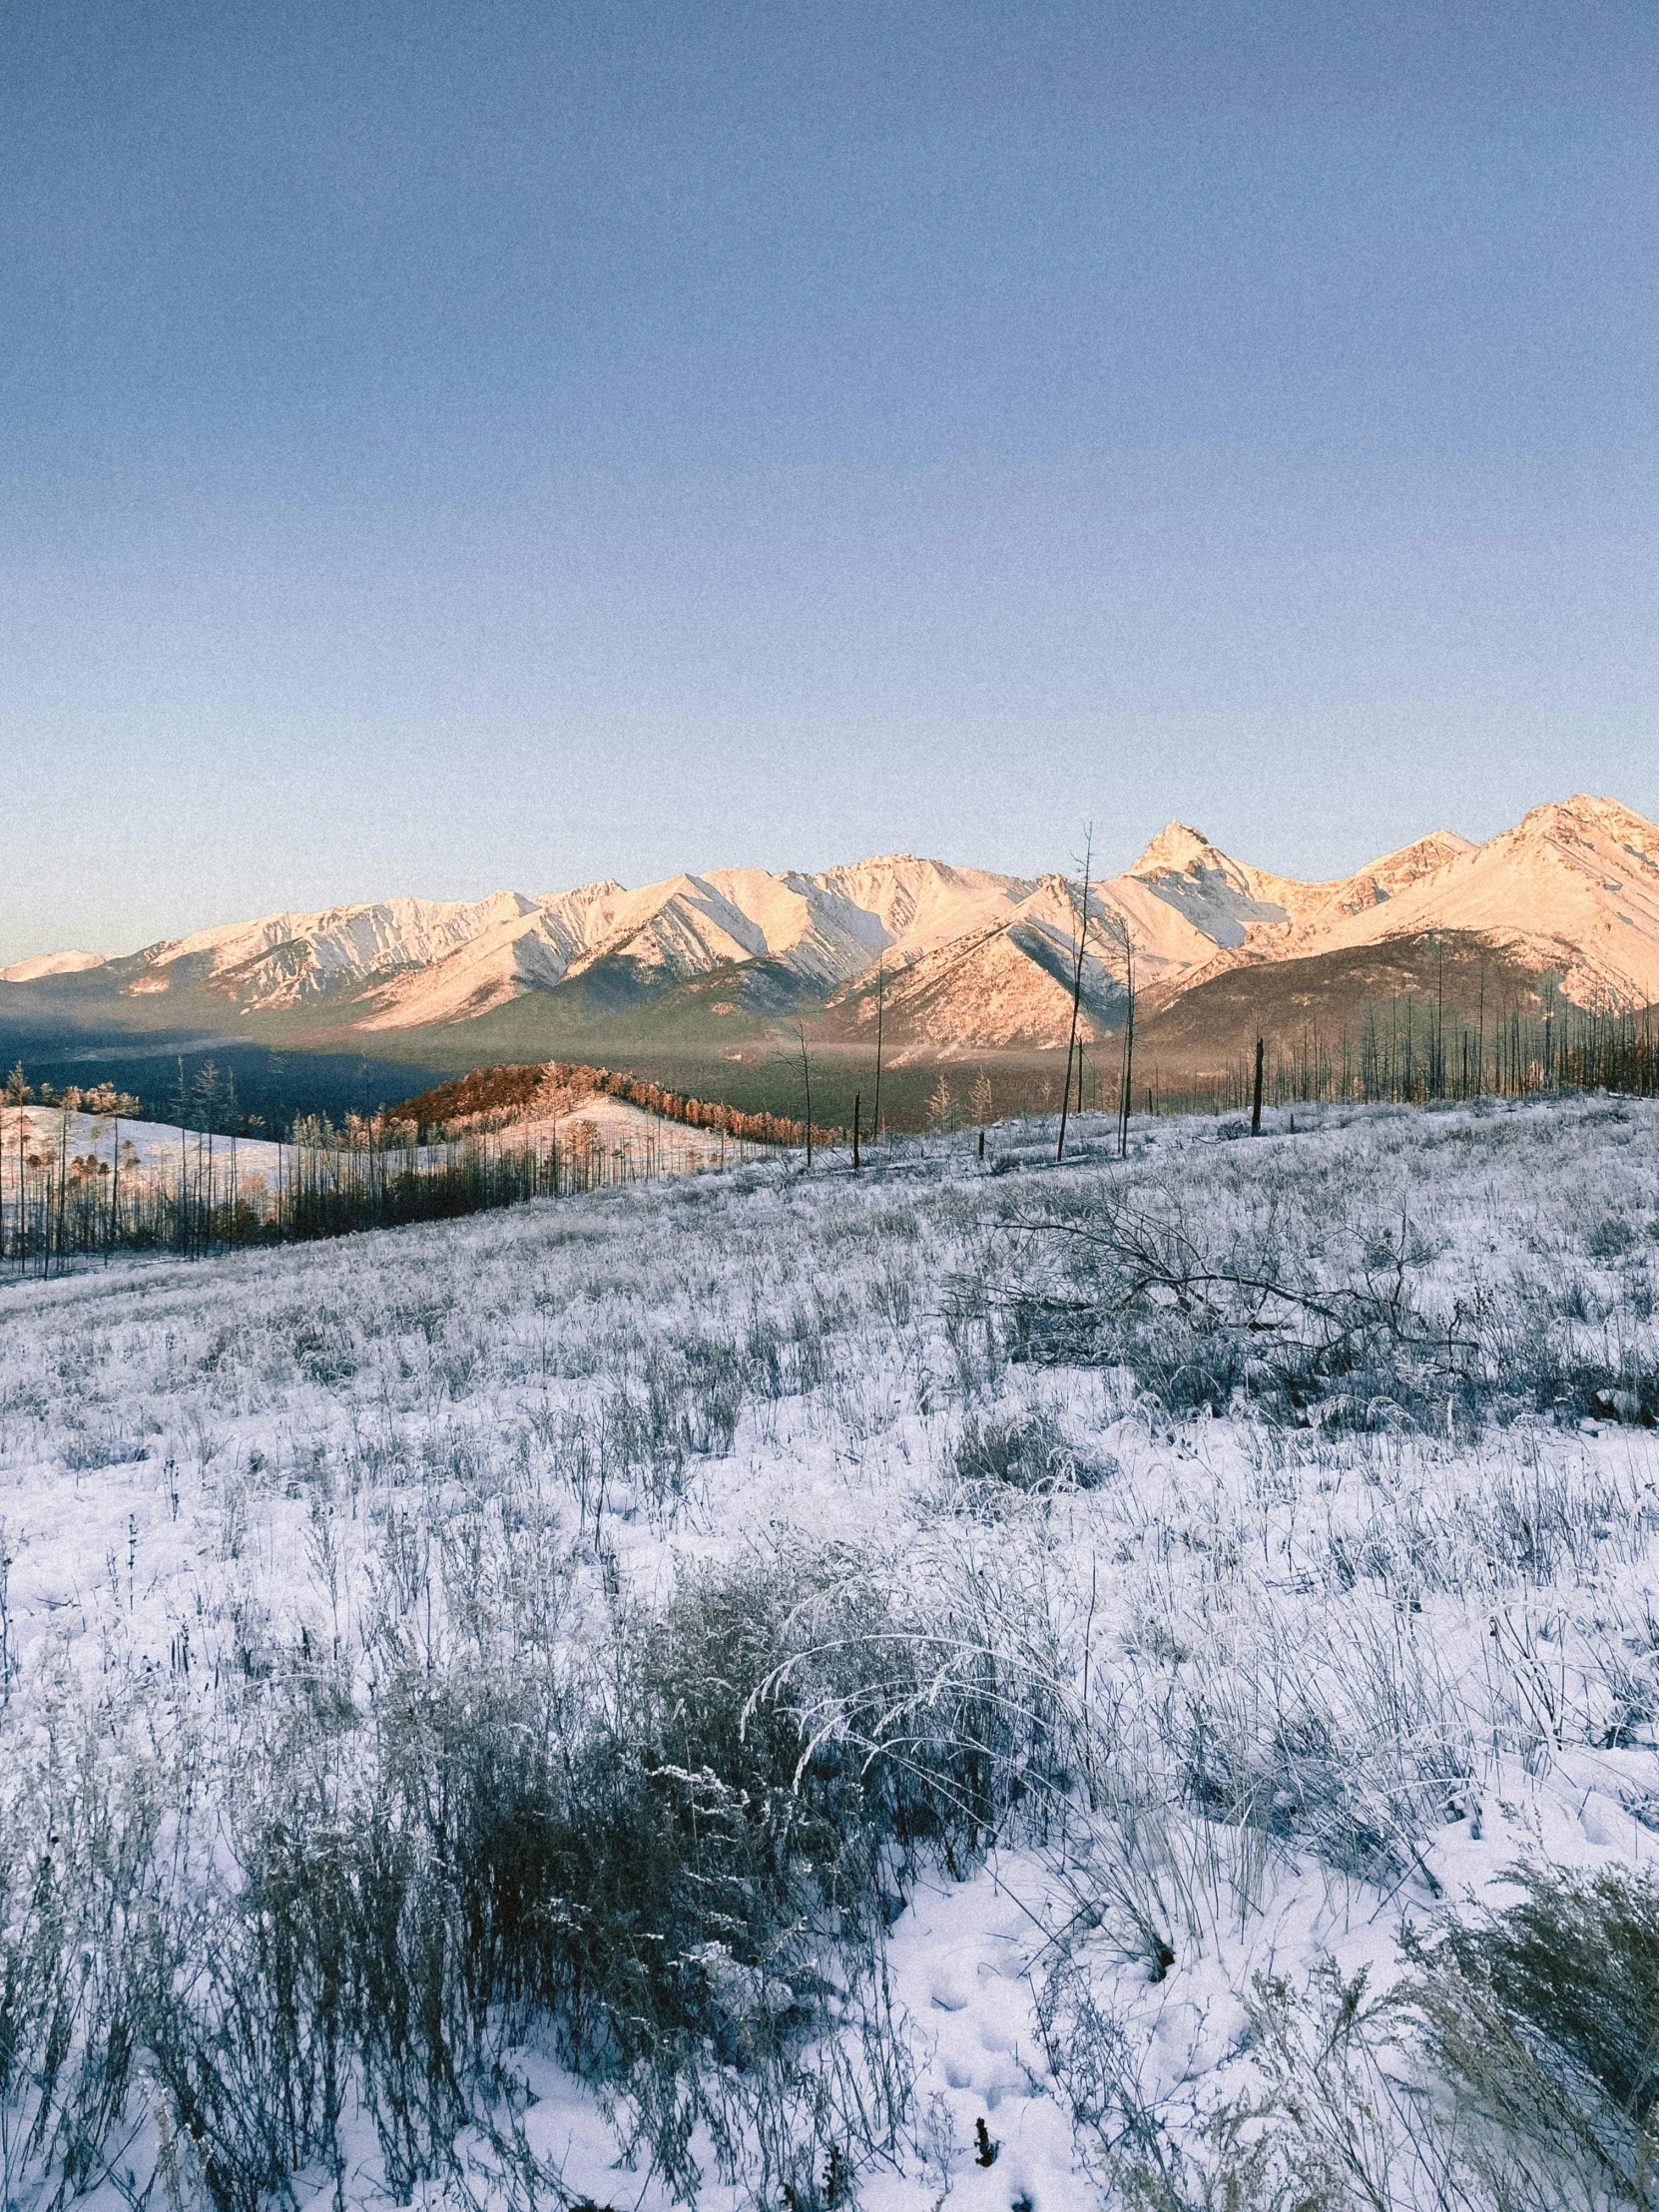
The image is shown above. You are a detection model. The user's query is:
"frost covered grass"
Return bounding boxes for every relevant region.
[2,1093,1658,2210]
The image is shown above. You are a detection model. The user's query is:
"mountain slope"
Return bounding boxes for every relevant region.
[1151,798,1659,1016]
[1133,931,1556,1088]
[830,824,1482,1059]
[1123,821,1338,945]
[0,948,108,982]
[821,879,1113,1060]
[7,797,1657,1067]
[81,858,1041,1031]
[118,891,577,1010]
[1290,796,1659,1005]
[1148,828,1477,1004]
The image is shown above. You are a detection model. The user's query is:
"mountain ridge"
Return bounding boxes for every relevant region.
[7,796,1655,1062]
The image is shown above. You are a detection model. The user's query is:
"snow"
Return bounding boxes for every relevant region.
[1211,795,1659,1006]
[144,889,549,1003]
[3,1092,1659,2207]
[11,800,1659,1061]
[1119,821,1325,945]
[0,947,107,980]
[0,1093,747,1245]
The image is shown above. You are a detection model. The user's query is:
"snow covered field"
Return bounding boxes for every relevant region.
[2,1094,1658,2211]
[0,1094,744,1261]
[0,1094,740,1190]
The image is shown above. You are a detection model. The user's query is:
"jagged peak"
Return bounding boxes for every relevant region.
[1129,822,1229,877]
[824,852,999,885]
[1508,794,1658,845]
[18,802,1659,1039]
[830,850,927,869]
[537,876,627,905]
[1399,829,1474,857]
[1345,828,1474,880]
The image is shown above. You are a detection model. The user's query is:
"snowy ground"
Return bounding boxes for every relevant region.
[0,1099,290,1182]
[0,1093,743,1242]
[2,1094,1658,2211]
[504,1089,750,1171]
[0,1096,739,1178]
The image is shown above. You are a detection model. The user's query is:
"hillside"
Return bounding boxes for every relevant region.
[3,1096,1658,2208]
[1133,930,1562,1089]
[0,1080,742,1266]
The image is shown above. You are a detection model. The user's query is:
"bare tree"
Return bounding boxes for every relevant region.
[1116,926,1135,1157]
[4,1064,26,1268]
[1068,900,1138,1158]
[1056,827,1093,1164]
[794,1021,814,1170]
[872,958,885,1144]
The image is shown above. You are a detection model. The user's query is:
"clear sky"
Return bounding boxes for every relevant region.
[3,1,1655,960]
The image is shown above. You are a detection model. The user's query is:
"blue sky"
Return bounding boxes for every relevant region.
[3,1,1655,958]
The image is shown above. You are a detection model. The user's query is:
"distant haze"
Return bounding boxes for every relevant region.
[2,2,1655,962]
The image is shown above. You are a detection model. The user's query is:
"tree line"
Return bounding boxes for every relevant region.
[1144,988,1659,1119]
[0,1063,743,1275]
[400,1059,850,1154]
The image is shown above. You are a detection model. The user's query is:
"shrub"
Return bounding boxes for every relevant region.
[952,1412,1114,1494]
[0,1556,928,2212]
[1405,1860,1659,2204]
[1588,1215,1638,1259]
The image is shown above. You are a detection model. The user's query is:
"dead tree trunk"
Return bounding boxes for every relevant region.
[1116,924,1136,1160]
[872,960,885,1144]
[796,1023,814,1171]
[1057,829,1093,1164]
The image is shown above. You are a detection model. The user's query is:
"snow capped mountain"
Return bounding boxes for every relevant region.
[824,834,1364,1062]
[1302,829,1477,921]
[549,857,1037,992]
[1153,826,1480,1001]
[816,855,1035,966]
[354,884,631,1029]
[830,909,1099,1058]
[895,822,1478,1051]
[1165,798,1659,1009]
[8,797,1657,1055]
[0,948,107,982]
[823,875,1108,1059]
[122,892,568,1008]
[356,857,1039,1030]
[1120,822,1336,946]
[1290,796,1659,1005]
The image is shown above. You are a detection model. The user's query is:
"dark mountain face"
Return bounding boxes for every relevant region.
[1133,933,1563,1085]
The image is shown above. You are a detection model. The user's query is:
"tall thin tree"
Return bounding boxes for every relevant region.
[794,1021,814,1170]
[1056,828,1093,1165]
[4,1064,25,1269]
[871,958,885,1144]
[1109,915,1136,1159]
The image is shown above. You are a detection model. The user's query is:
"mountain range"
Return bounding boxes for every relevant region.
[5,795,1657,1081]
